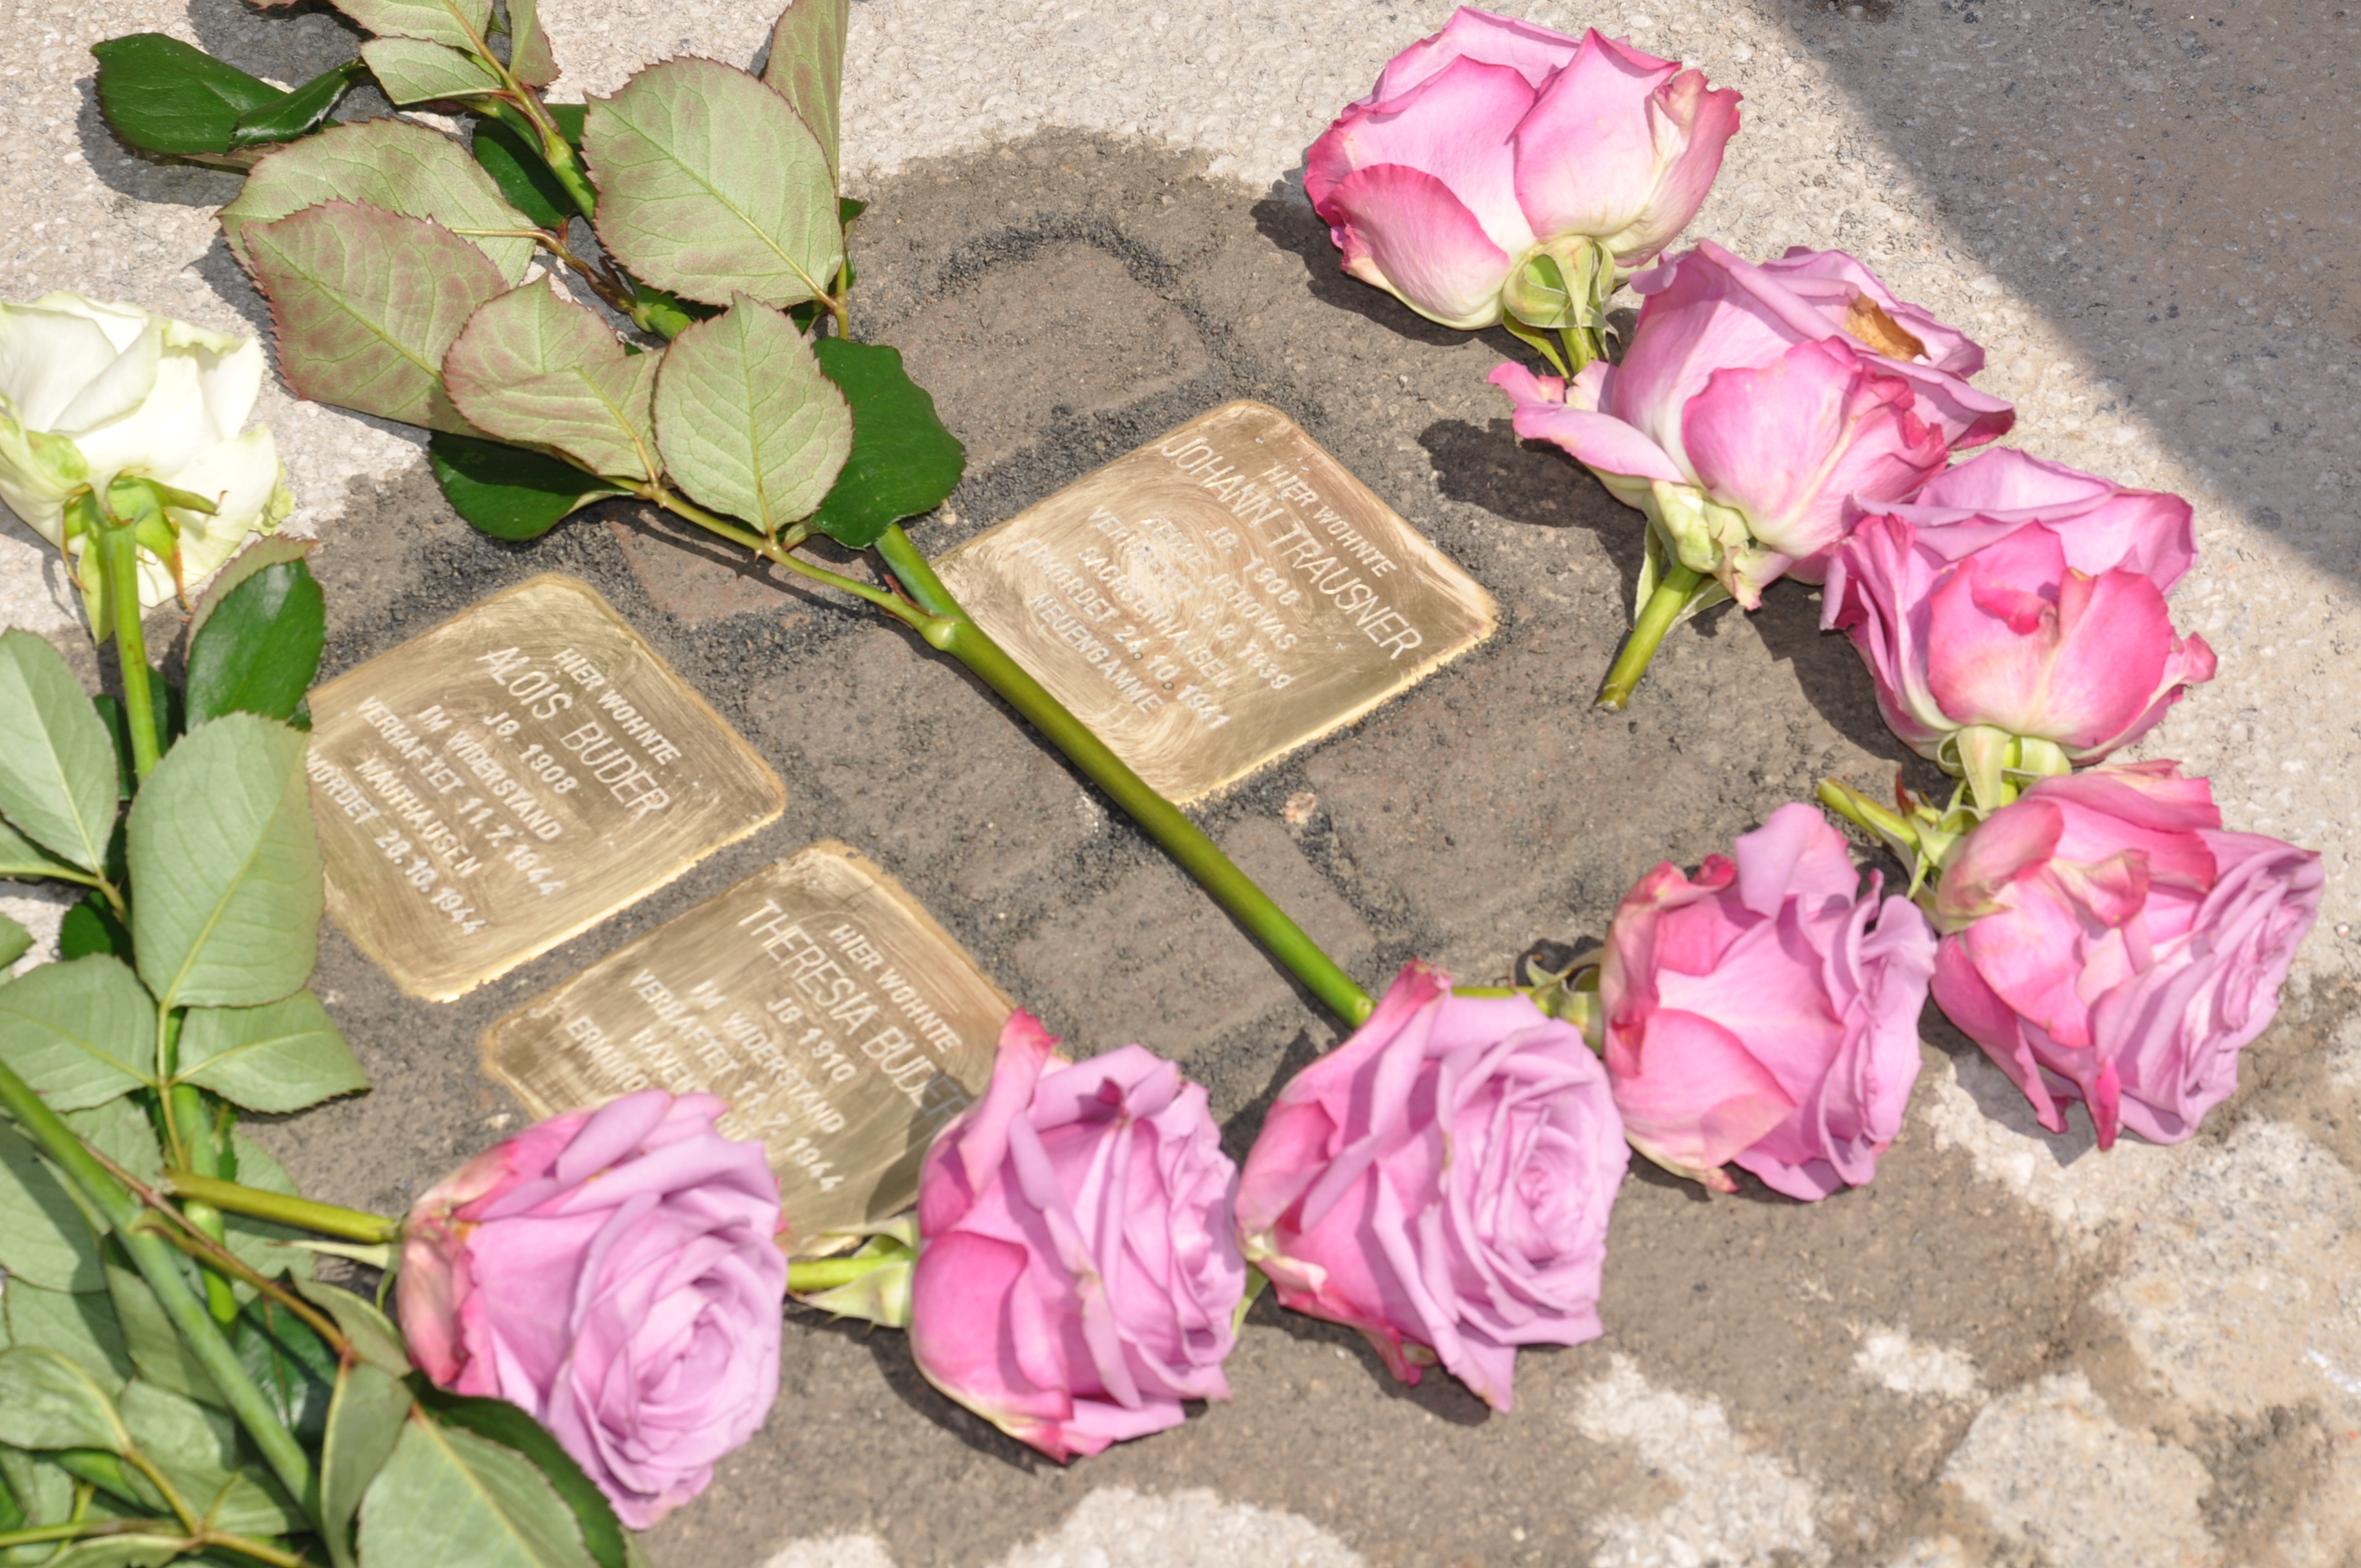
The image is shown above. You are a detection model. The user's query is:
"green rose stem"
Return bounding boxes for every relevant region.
[162,1169,404,1246]
[65,1144,358,1359]
[630,484,1378,1026]
[874,528,1375,1026]
[1596,562,1708,713]
[84,497,244,1321]
[0,1060,316,1514]
[87,501,162,780]
[0,1518,306,1567]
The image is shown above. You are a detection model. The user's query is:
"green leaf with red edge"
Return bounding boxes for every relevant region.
[584,59,840,309]
[762,0,848,184]
[360,38,506,106]
[221,120,538,282]
[502,0,558,87]
[320,0,493,53]
[652,294,851,531]
[443,280,662,482]
[88,34,284,157]
[428,431,626,540]
[247,201,509,435]
[807,338,966,547]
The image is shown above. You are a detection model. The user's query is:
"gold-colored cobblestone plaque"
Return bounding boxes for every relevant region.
[480,845,1011,1251]
[305,576,783,1001]
[936,401,1497,801]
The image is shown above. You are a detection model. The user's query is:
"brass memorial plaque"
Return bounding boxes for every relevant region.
[936,401,1497,800]
[305,576,783,1001]
[480,845,1012,1251]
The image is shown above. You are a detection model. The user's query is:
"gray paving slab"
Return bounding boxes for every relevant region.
[2,0,2359,1564]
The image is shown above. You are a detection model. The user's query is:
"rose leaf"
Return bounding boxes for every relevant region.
[584,59,840,308]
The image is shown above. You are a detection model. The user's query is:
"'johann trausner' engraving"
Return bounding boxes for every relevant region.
[307,576,783,1001]
[481,846,1011,1251]
[936,401,1497,800]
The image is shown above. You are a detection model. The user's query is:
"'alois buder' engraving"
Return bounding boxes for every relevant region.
[937,401,1497,800]
[482,846,1011,1250]
[306,576,783,1001]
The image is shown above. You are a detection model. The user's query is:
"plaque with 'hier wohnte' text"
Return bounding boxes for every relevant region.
[935,401,1497,801]
[305,575,783,1001]
[480,845,1012,1251]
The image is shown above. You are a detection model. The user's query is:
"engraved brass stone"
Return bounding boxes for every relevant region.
[936,400,1498,801]
[480,845,1011,1252]
[306,575,783,1001]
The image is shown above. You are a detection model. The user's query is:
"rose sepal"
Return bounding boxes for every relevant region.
[788,1214,919,1329]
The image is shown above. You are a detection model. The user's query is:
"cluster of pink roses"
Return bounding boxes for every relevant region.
[387,2,2326,1503]
[1319,5,2321,1155]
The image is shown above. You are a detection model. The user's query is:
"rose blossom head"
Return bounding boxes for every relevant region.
[1599,803,1937,1199]
[0,291,291,612]
[910,1012,1244,1462]
[1491,242,2014,608]
[1306,9,1739,330]
[1824,503,2215,777]
[1931,764,2324,1147]
[398,1092,787,1529]
[1236,963,1627,1412]
[1870,446,2199,587]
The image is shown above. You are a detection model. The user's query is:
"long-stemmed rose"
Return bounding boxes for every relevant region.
[1236,963,1627,1411]
[1595,803,1936,1199]
[399,1090,788,1528]
[907,1012,1245,1462]
[1308,7,1739,366]
[1493,241,2014,708]
[1825,464,2215,810]
[1929,764,2322,1147]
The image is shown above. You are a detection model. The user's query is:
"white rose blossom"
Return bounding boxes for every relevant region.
[0,291,291,612]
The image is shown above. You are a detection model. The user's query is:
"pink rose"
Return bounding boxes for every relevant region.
[1931,764,2324,1147]
[1868,446,2199,587]
[1598,803,1937,1199]
[398,1091,787,1529]
[910,1012,1244,1462]
[1306,7,1739,330]
[1492,242,2014,609]
[1236,962,1627,1412]
[1824,504,2215,783]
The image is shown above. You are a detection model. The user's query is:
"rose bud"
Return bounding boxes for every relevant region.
[1491,242,2014,707]
[1597,802,1937,1199]
[1824,504,2215,805]
[1931,764,2323,1148]
[0,291,291,614]
[398,1091,788,1529]
[1236,962,1626,1412]
[1306,7,1739,350]
[909,1012,1244,1462]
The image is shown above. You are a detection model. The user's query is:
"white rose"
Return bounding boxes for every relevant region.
[0,291,292,608]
